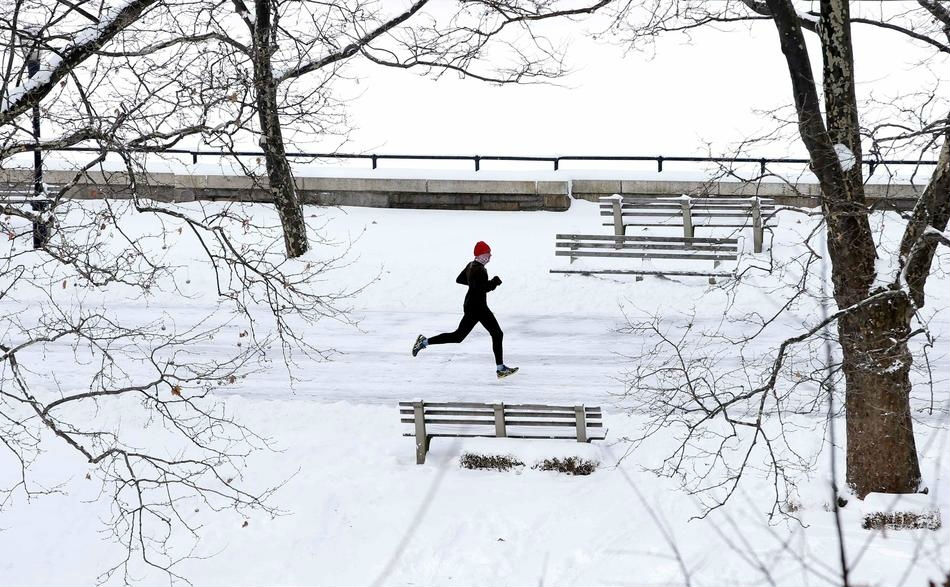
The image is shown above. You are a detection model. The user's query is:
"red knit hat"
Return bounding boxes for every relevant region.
[473,241,491,256]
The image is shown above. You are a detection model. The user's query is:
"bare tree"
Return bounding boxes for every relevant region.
[0,1,358,579]
[606,0,950,501]
[166,0,614,257]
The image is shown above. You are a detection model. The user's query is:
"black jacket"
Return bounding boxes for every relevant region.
[456,260,499,311]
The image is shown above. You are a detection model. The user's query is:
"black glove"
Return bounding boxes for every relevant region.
[491,276,502,286]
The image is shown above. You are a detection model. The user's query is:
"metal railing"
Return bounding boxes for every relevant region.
[34,146,939,175]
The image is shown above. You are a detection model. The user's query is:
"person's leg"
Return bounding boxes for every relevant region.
[478,309,504,366]
[427,313,478,346]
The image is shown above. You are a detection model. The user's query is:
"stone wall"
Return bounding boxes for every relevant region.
[0,168,922,211]
[572,179,922,209]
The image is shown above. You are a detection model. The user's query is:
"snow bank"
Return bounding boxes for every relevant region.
[0,200,947,586]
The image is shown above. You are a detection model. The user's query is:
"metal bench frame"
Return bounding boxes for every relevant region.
[600,195,776,253]
[400,400,605,464]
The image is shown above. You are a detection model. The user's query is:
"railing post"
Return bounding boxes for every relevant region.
[192,152,198,165]
[680,198,694,239]
[413,400,428,464]
[474,156,480,172]
[657,156,664,173]
[371,155,378,170]
[493,401,506,438]
[760,158,767,175]
[25,34,51,250]
[553,158,559,171]
[574,405,588,443]
[751,196,763,254]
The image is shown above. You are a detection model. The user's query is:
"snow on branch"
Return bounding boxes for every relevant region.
[924,225,950,247]
[0,0,159,125]
[833,143,856,172]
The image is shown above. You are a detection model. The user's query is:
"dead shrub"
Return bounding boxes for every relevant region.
[459,453,524,472]
[533,456,598,476]
[862,510,942,531]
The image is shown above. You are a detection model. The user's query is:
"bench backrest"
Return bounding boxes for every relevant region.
[2,183,62,206]
[399,400,602,442]
[555,233,738,262]
[599,197,776,221]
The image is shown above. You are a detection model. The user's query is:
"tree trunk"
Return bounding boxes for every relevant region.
[839,294,922,497]
[252,0,309,258]
[765,0,923,498]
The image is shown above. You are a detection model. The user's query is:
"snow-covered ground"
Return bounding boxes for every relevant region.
[0,199,948,586]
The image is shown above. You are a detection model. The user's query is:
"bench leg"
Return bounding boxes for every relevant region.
[574,405,588,443]
[752,198,763,254]
[416,434,430,465]
[612,199,625,249]
[414,401,428,464]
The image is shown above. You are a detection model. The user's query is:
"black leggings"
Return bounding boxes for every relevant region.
[428,307,504,365]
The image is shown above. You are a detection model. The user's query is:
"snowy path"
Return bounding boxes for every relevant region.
[234,310,635,406]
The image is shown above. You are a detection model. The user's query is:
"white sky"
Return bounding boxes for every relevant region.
[338,2,944,164]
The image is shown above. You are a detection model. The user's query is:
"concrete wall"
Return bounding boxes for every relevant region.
[572,179,922,209]
[0,169,571,211]
[0,168,921,211]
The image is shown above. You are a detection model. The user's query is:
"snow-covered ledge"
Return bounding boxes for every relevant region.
[0,167,923,211]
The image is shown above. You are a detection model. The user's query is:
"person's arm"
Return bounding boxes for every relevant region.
[456,265,469,285]
[469,263,500,292]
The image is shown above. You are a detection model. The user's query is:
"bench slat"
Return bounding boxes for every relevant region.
[551,269,735,277]
[402,418,493,426]
[399,408,492,417]
[600,206,777,214]
[601,211,773,219]
[555,250,737,261]
[557,241,737,252]
[600,201,777,207]
[401,418,604,428]
[556,233,737,244]
[604,196,775,204]
[601,222,775,229]
[505,410,600,419]
[398,401,601,412]
[400,409,601,419]
[403,431,608,440]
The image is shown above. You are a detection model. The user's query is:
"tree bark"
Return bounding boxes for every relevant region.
[898,127,950,307]
[766,0,923,498]
[252,0,309,258]
[839,294,922,497]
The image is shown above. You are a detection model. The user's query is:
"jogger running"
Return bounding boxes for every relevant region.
[412,240,518,379]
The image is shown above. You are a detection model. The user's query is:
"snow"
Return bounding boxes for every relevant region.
[0,0,135,114]
[0,56,61,112]
[796,10,820,24]
[834,143,856,172]
[925,225,950,244]
[0,200,947,585]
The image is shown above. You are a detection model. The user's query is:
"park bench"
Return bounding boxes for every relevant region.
[550,233,738,281]
[400,400,605,464]
[600,195,776,253]
[1,182,58,248]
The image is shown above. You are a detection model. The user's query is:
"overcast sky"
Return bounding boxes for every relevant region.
[336,2,944,166]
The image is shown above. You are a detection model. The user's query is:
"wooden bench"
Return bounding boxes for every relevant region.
[400,400,605,464]
[600,195,776,253]
[550,233,738,280]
